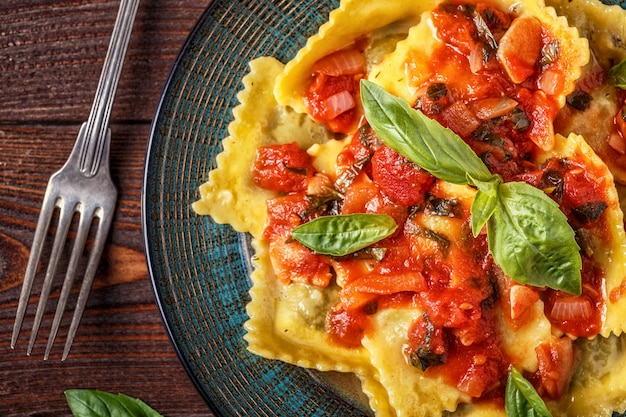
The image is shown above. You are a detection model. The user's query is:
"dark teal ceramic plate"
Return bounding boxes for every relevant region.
[143,1,371,416]
[143,1,626,416]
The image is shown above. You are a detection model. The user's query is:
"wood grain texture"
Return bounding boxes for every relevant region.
[0,0,215,415]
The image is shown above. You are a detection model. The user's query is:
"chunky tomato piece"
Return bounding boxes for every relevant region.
[326,304,369,348]
[429,337,507,398]
[376,235,420,273]
[562,165,606,211]
[407,314,447,371]
[431,5,477,56]
[371,145,435,206]
[516,88,558,151]
[497,16,543,84]
[253,142,315,193]
[455,342,506,398]
[304,73,362,134]
[452,305,498,347]
[543,257,603,337]
[420,287,485,329]
[263,194,309,240]
[268,239,332,287]
[341,172,381,214]
[344,272,426,298]
[533,337,574,399]
[341,269,424,310]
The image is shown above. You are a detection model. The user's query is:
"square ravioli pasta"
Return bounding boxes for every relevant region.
[193,0,626,416]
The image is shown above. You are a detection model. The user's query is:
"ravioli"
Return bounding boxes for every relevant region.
[193,0,626,416]
[194,57,374,373]
[369,0,589,110]
[274,0,438,114]
[192,57,333,238]
[357,133,626,417]
[546,0,626,69]
[547,0,626,187]
[193,57,392,413]
[533,133,626,337]
[362,308,466,417]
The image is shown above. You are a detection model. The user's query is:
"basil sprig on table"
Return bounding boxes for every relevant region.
[65,389,163,417]
[505,367,553,417]
[291,213,397,257]
[360,80,582,295]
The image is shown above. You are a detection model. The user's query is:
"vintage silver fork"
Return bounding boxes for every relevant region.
[11,0,140,360]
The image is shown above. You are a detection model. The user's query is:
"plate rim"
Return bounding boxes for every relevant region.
[141,0,221,413]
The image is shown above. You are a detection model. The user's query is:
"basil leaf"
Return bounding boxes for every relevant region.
[609,58,626,89]
[505,367,553,417]
[360,80,582,294]
[65,389,163,417]
[471,189,498,237]
[488,182,582,295]
[360,79,493,185]
[291,213,397,256]
[470,175,501,236]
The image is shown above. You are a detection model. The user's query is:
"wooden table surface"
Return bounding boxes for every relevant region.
[0,0,216,415]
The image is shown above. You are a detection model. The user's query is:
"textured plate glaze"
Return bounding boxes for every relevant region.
[143,0,625,416]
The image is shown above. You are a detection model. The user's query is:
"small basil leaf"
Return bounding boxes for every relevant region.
[360,80,493,185]
[471,189,498,237]
[65,389,163,417]
[291,213,397,256]
[488,182,582,295]
[505,367,553,417]
[470,175,501,236]
[609,58,626,89]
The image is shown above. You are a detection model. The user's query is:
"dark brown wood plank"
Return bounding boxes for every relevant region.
[0,122,213,416]
[0,0,207,124]
[0,0,216,415]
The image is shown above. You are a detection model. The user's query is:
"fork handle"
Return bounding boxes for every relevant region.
[79,0,140,177]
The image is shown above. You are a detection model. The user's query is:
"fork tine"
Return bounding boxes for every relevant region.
[11,190,60,349]
[61,209,114,361]
[45,205,92,360]
[27,198,76,355]
[13,0,134,360]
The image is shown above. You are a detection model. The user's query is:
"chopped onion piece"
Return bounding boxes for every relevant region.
[608,131,626,155]
[323,90,356,120]
[311,48,365,76]
[538,69,564,96]
[550,296,593,321]
[469,43,485,74]
[440,100,480,137]
[509,284,539,320]
[469,96,519,120]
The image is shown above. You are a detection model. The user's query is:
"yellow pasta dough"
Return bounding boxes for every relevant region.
[193,0,626,415]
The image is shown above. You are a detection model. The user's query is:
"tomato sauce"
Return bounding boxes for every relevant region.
[253,142,315,193]
[251,0,611,404]
[303,46,366,134]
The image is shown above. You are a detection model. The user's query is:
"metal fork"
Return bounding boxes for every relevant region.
[11,0,140,360]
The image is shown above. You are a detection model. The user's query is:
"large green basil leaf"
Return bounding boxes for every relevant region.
[291,213,397,256]
[505,367,553,417]
[65,389,163,417]
[488,182,582,295]
[360,80,493,185]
